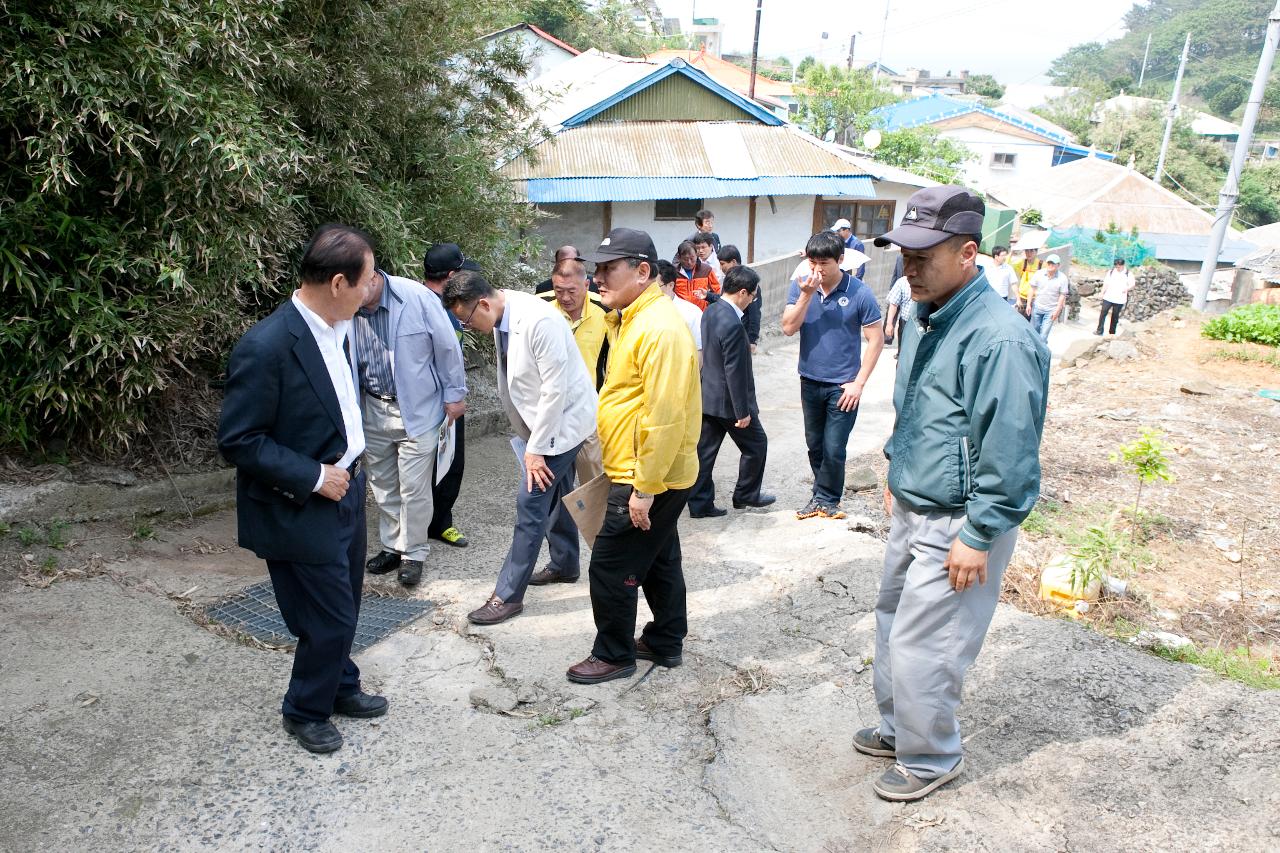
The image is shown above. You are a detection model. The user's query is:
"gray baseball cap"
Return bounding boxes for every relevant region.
[874,185,986,250]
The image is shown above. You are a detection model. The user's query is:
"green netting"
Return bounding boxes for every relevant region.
[1049,227,1155,268]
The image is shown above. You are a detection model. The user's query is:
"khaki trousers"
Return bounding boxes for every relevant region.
[363,396,437,562]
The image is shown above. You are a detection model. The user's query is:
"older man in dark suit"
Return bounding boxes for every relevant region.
[217,224,388,754]
[687,265,775,518]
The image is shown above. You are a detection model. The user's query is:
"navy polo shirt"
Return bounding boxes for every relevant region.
[787,271,882,384]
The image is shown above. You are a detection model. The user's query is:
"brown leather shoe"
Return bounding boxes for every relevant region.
[635,637,682,668]
[467,595,523,625]
[529,566,579,586]
[566,655,637,684]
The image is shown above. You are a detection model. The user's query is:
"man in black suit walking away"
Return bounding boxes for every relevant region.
[218,224,389,754]
[688,266,775,518]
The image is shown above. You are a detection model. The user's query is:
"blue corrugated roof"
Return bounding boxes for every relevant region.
[1144,233,1256,264]
[871,93,1066,144]
[561,59,784,128]
[526,176,875,203]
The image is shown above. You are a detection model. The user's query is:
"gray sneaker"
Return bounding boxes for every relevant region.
[853,727,896,758]
[872,759,965,802]
[796,498,823,520]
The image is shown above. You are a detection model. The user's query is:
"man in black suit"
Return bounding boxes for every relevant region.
[217,224,389,754]
[688,265,775,518]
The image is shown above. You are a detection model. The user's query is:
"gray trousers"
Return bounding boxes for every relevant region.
[873,501,1018,779]
[363,396,437,562]
[494,441,583,604]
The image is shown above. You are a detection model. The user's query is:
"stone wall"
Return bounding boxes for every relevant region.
[1071,265,1189,322]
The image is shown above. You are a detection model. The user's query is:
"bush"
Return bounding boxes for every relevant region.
[1201,304,1280,347]
[0,1,539,453]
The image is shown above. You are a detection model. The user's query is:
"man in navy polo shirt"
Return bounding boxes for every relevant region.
[782,231,885,519]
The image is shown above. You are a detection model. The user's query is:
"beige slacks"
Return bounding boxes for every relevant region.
[363,396,438,562]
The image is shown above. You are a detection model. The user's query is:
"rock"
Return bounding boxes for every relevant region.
[1213,536,1235,551]
[516,683,539,704]
[846,515,879,533]
[469,687,518,713]
[1159,403,1186,418]
[1062,338,1102,364]
[1180,380,1218,396]
[1051,370,1074,386]
[1224,551,1242,563]
[1075,280,1097,297]
[1248,442,1265,452]
[1132,630,1193,651]
[561,695,596,714]
[1217,590,1242,603]
[1106,340,1140,361]
[843,465,878,494]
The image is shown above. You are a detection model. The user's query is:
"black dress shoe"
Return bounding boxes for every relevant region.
[366,550,401,575]
[689,506,728,519]
[397,559,423,586]
[529,566,580,586]
[333,690,388,718]
[635,637,683,668]
[282,716,343,753]
[733,493,777,509]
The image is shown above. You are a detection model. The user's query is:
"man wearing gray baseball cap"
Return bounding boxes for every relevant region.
[855,185,1051,801]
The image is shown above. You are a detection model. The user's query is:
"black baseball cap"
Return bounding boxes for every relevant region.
[582,228,658,265]
[874,186,986,250]
[423,243,481,277]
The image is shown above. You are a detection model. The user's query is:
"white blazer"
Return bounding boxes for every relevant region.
[495,289,598,457]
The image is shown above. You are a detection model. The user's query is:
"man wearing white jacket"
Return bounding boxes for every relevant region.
[443,271,598,625]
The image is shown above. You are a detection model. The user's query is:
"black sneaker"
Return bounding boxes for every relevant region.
[397,559,423,586]
[366,550,401,575]
[796,498,822,520]
[282,716,343,753]
[853,726,896,758]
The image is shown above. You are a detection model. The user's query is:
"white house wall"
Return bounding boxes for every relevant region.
[938,127,1057,191]
[512,30,577,80]
[533,194,846,267]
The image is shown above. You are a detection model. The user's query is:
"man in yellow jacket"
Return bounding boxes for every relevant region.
[567,228,702,685]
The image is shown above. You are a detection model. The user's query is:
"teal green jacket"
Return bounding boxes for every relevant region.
[886,270,1051,551]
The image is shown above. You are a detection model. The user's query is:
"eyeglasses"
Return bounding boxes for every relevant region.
[459,300,482,330]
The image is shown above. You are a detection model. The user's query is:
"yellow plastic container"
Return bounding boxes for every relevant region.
[1038,553,1100,606]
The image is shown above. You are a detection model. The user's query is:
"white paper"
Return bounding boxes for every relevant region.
[434,420,455,485]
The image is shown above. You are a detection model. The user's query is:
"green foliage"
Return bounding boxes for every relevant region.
[796,64,898,146]
[1033,79,1112,140]
[1202,304,1280,346]
[1021,209,1043,227]
[1048,0,1280,130]
[16,526,39,547]
[873,127,973,185]
[1210,344,1280,368]
[131,520,156,541]
[1238,162,1280,228]
[966,73,1005,99]
[1,1,540,453]
[1112,430,1176,485]
[45,520,69,550]
[497,0,661,56]
[1069,521,1134,592]
[1151,644,1280,690]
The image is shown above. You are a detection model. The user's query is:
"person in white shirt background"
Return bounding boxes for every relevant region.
[984,245,1020,305]
[1095,257,1136,336]
[657,259,704,365]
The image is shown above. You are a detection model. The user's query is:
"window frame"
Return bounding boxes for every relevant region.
[991,152,1017,169]
[654,198,704,221]
[814,199,898,239]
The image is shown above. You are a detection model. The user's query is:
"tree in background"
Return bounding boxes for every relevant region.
[873,127,974,185]
[1033,79,1113,140]
[966,74,1005,100]
[496,0,661,56]
[796,64,898,146]
[0,0,539,453]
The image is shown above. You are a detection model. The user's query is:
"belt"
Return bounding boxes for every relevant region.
[347,458,363,478]
[365,389,397,403]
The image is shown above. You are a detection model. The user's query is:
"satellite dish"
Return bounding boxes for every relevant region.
[863,129,882,151]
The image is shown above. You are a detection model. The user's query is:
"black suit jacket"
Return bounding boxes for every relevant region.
[700,299,758,421]
[217,301,358,564]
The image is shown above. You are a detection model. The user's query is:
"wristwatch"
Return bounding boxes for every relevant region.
[632,489,652,499]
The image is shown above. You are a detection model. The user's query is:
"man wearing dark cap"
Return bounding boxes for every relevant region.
[854,187,1050,801]
[415,243,482,552]
[566,228,701,685]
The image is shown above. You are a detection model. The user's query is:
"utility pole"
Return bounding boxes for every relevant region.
[748,0,763,101]
[873,0,890,81]
[847,34,856,71]
[1154,32,1191,186]
[1138,32,1152,90]
[1193,0,1280,311]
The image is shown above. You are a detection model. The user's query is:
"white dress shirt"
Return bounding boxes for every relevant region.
[669,293,703,350]
[291,292,366,491]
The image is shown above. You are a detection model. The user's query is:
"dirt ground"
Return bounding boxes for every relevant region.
[1002,307,1280,665]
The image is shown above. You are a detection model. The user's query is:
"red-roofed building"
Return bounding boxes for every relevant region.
[482,23,580,81]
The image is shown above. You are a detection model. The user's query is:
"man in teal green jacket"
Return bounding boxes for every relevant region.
[853,186,1050,802]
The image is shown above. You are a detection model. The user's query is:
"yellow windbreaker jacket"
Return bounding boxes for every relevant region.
[597,283,701,494]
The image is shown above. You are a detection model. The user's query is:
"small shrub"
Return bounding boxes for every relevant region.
[1069,520,1134,592]
[1151,644,1280,690]
[131,521,156,541]
[1202,304,1280,347]
[45,519,69,550]
[1111,430,1174,544]
[16,526,39,547]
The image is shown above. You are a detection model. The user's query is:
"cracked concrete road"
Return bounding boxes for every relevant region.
[2,335,1278,852]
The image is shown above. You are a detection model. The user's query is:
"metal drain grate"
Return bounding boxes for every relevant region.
[206,581,432,652]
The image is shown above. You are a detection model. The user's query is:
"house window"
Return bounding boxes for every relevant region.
[816,200,897,239]
[654,199,703,221]
[991,152,1017,169]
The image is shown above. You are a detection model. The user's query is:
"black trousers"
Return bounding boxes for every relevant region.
[267,471,366,723]
[428,414,465,537]
[589,484,691,664]
[687,414,767,513]
[1096,300,1124,335]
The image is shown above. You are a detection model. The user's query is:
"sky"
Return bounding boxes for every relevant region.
[652,0,1132,85]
